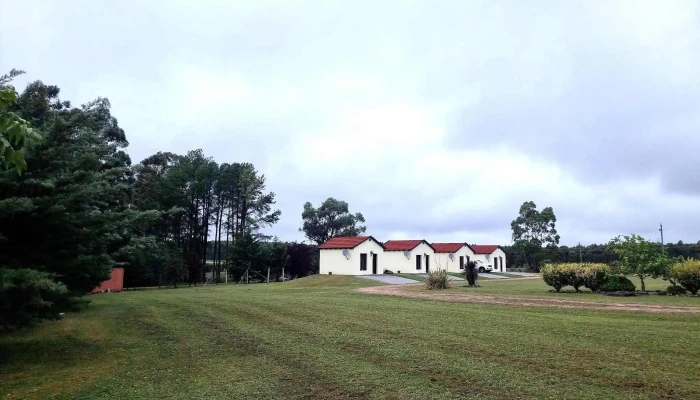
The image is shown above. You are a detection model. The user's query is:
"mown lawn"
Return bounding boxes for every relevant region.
[443,276,700,306]
[1,275,699,399]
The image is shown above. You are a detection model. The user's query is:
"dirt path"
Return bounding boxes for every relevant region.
[358,284,700,313]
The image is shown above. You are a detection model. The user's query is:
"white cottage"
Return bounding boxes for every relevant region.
[382,240,435,274]
[471,245,507,272]
[432,243,475,273]
[319,236,385,275]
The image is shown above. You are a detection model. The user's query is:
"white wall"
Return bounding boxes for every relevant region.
[319,239,385,275]
[383,242,435,273]
[471,248,507,272]
[434,246,475,273]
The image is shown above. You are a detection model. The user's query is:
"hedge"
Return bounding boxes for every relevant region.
[541,263,610,292]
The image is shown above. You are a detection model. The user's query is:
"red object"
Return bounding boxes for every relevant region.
[471,245,501,254]
[92,268,124,294]
[384,240,434,251]
[318,236,384,250]
[432,242,471,253]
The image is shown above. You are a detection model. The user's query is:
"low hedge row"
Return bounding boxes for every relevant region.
[541,263,618,292]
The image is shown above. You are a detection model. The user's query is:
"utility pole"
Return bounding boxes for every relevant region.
[267,268,270,284]
[659,223,664,254]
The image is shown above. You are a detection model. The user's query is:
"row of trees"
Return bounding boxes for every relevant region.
[0,72,294,328]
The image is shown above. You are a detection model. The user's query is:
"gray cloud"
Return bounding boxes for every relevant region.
[3,0,700,246]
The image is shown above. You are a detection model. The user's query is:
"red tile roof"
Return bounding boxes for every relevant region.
[432,242,469,253]
[384,240,433,251]
[318,236,379,250]
[471,245,501,254]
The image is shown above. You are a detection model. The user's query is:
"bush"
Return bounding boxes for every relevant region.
[0,268,70,329]
[579,263,610,292]
[666,285,687,296]
[541,263,609,292]
[424,269,449,290]
[599,275,636,292]
[541,264,567,292]
[669,260,700,295]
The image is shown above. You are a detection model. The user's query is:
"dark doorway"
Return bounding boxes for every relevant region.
[415,254,422,270]
[425,255,430,273]
[459,256,465,270]
[372,253,378,274]
[360,253,367,271]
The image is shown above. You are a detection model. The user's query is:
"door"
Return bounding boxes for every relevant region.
[459,256,464,270]
[425,255,430,272]
[360,253,367,271]
[372,253,378,274]
[415,255,422,270]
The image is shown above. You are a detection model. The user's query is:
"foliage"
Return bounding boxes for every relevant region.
[300,197,366,245]
[465,261,478,286]
[0,268,69,329]
[424,269,449,290]
[599,275,636,292]
[666,285,687,296]
[540,263,609,292]
[608,234,671,291]
[0,81,133,294]
[540,264,568,292]
[510,201,560,270]
[0,70,41,174]
[578,263,610,292]
[669,260,700,295]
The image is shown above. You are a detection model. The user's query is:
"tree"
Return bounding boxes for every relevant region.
[607,234,671,292]
[0,69,41,173]
[510,201,560,270]
[300,198,366,245]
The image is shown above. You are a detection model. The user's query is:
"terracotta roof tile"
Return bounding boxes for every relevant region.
[471,245,501,254]
[318,236,370,249]
[432,243,468,253]
[384,240,432,251]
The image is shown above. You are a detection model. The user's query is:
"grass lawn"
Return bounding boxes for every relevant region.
[440,276,700,306]
[2,275,699,399]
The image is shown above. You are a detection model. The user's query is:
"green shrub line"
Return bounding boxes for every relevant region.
[541,260,700,297]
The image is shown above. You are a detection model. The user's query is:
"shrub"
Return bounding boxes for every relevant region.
[579,263,610,292]
[666,285,687,296]
[669,260,700,295]
[599,275,636,292]
[0,268,70,329]
[541,263,608,292]
[541,264,568,292]
[424,269,449,290]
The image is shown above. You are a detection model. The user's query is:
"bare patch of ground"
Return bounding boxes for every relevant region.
[358,284,700,313]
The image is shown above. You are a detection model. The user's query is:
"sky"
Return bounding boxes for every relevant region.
[2,0,700,246]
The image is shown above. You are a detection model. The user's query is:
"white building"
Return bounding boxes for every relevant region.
[382,240,436,274]
[319,236,385,275]
[471,245,507,272]
[432,243,475,273]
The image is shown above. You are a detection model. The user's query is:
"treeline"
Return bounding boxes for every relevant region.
[504,241,700,268]
[0,74,301,328]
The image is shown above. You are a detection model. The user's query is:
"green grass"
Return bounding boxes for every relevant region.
[441,276,700,306]
[395,273,424,281]
[489,272,522,278]
[1,275,699,399]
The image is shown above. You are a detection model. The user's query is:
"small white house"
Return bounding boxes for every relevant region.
[432,243,475,273]
[382,240,435,273]
[319,236,385,275]
[471,245,507,272]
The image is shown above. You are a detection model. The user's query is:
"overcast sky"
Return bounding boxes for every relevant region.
[2,0,699,246]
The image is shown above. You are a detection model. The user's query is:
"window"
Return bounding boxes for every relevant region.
[467,255,470,265]
[360,253,367,271]
[415,254,422,270]
[459,256,464,269]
